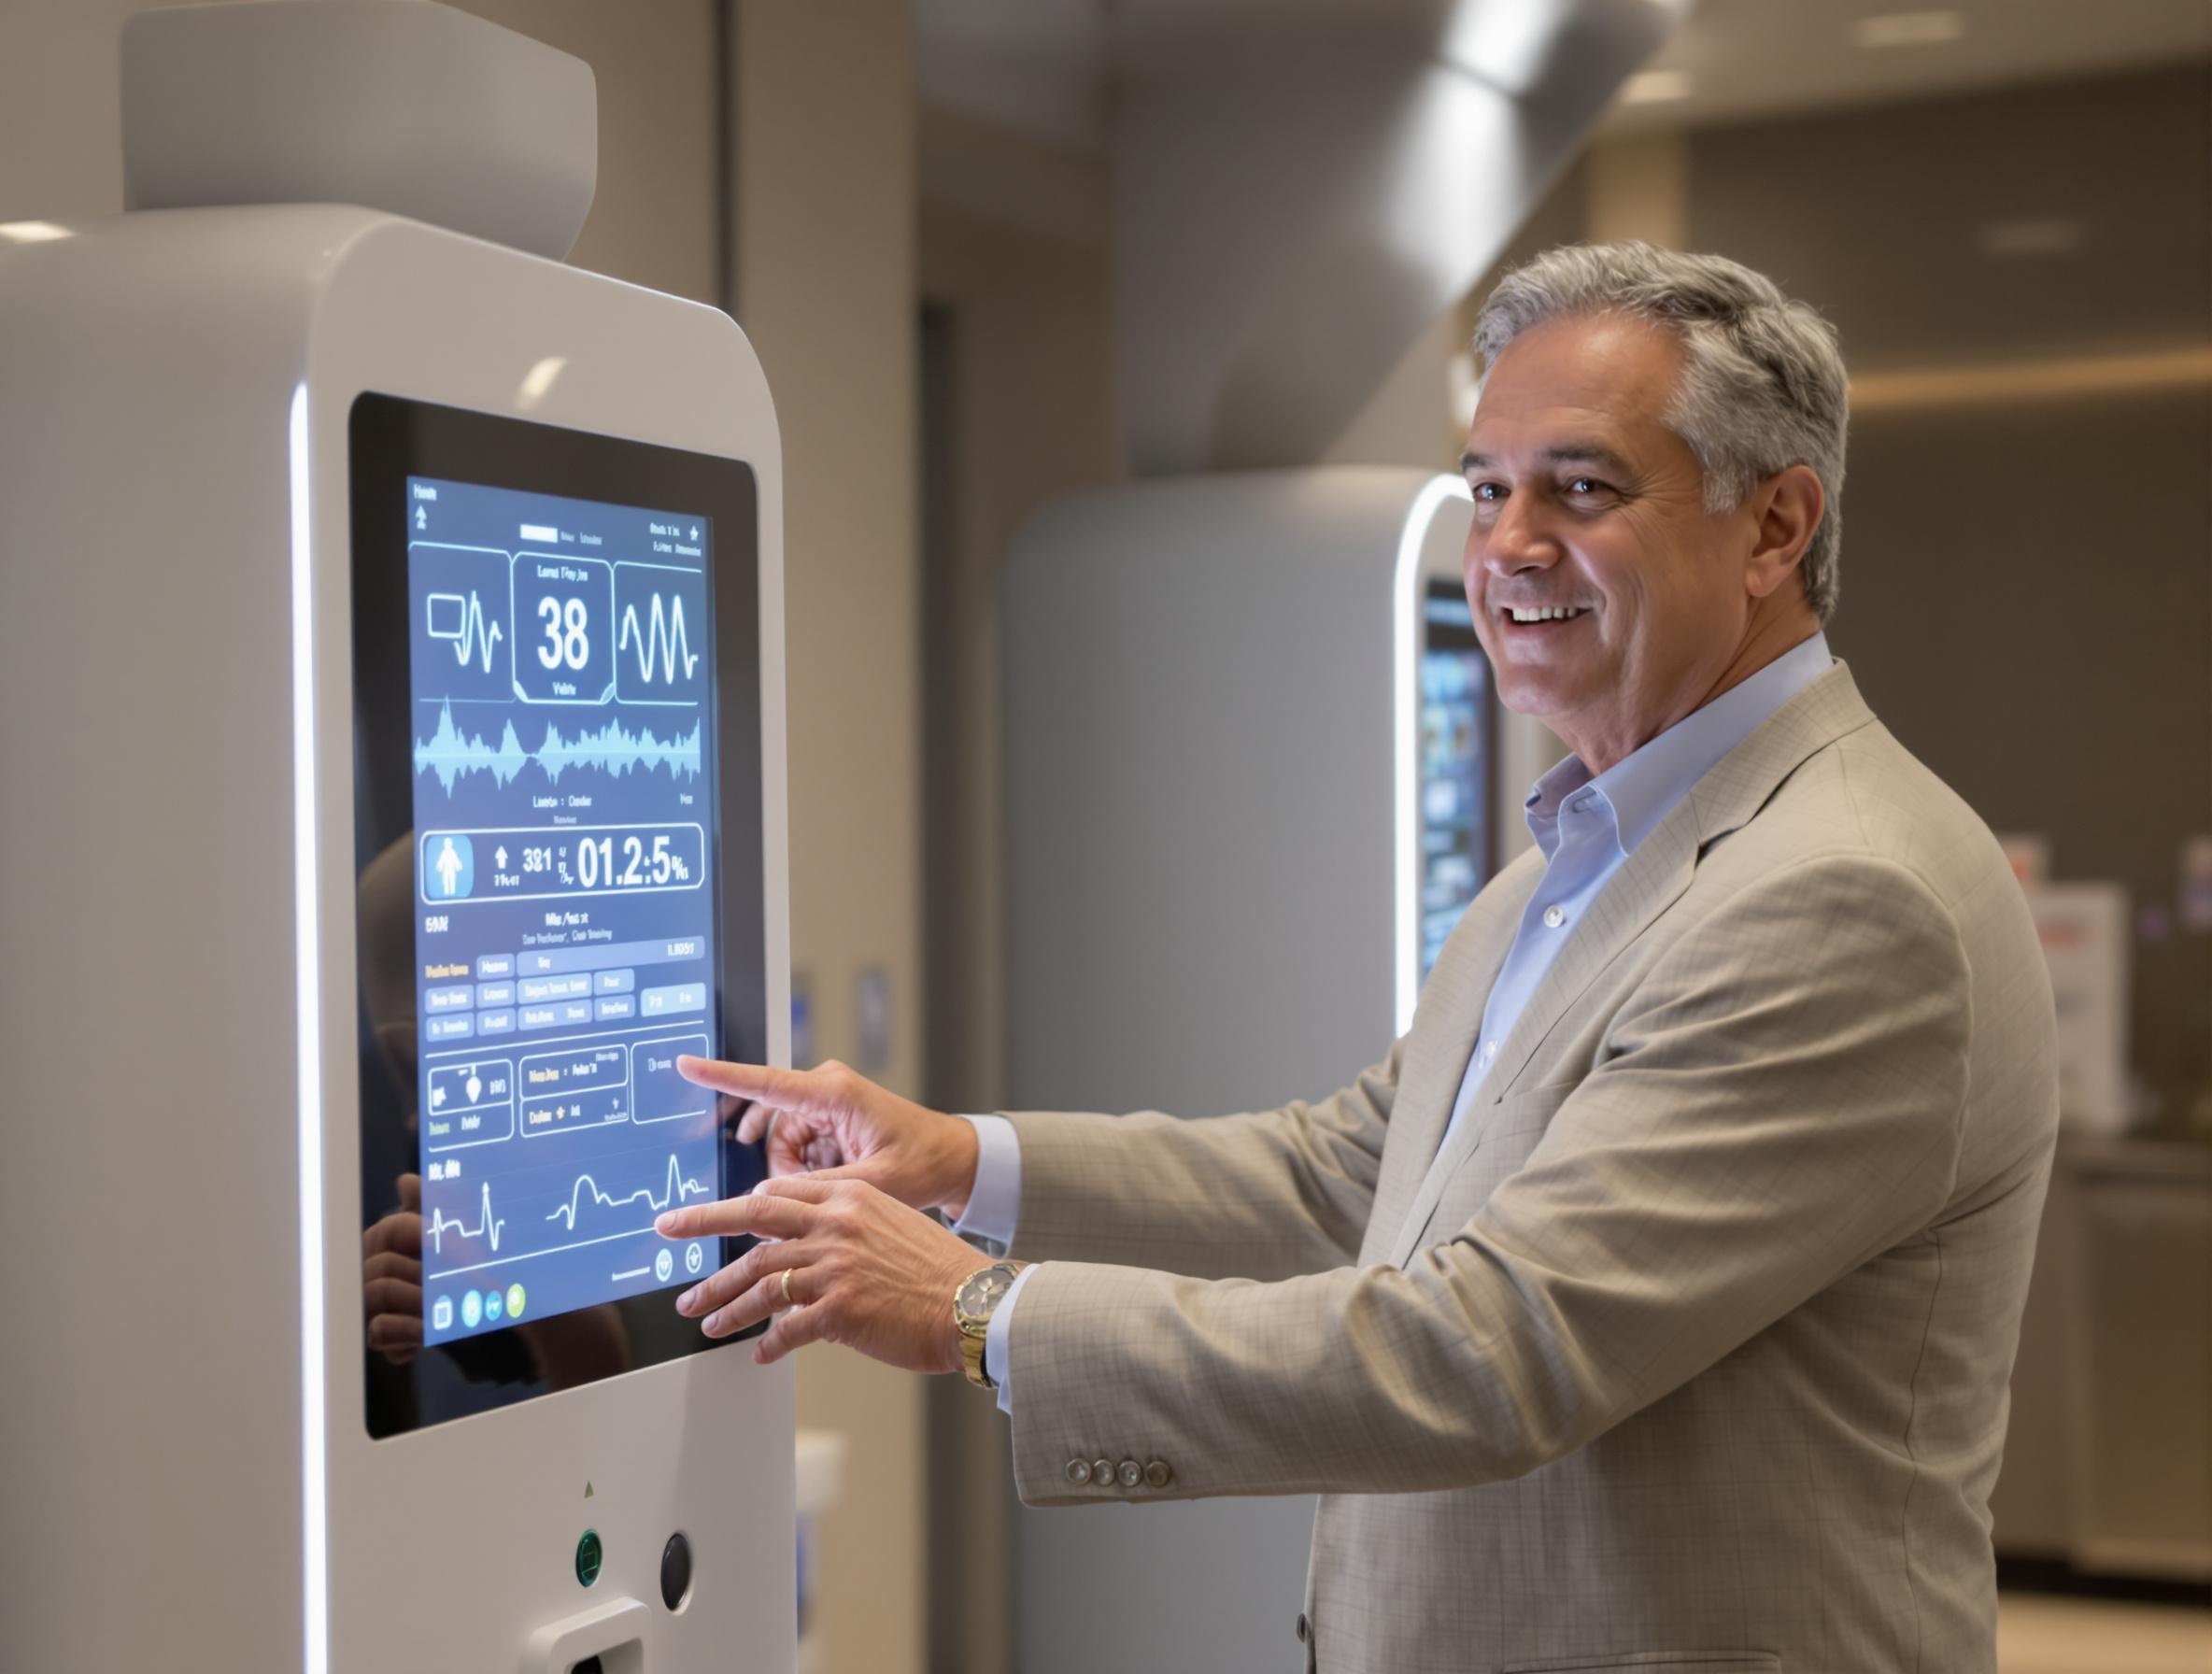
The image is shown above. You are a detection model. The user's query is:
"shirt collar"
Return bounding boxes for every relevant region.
[1524,631,1833,861]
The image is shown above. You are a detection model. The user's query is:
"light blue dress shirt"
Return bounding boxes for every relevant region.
[956,631,1834,1410]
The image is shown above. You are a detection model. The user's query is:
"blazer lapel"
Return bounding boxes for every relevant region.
[1382,661,1880,1268]
[1384,812,1698,1265]
[1362,847,1538,1261]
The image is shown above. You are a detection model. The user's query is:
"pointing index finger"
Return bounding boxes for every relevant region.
[677,1056,834,1113]
[657,1189,819,1241]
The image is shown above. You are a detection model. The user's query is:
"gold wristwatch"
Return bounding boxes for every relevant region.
[953,1260,1026,1390]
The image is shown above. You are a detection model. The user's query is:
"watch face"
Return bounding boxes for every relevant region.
[957,1266,1014,1317]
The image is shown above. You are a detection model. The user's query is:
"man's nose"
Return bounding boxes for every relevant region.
[1478,493,1558,575]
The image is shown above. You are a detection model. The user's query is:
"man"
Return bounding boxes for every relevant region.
[657,243,2059,1672]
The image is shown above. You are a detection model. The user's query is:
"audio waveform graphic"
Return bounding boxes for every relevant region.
[426,590,503,673]
[618,594,701,684]
[544,1155,714,1232]
[414,701,702,793]
[426,1182,505,1255]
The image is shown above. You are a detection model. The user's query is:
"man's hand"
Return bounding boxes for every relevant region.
[676,1056,982,1217]
[363,1172,424,1365]
[658,1176,985,1370]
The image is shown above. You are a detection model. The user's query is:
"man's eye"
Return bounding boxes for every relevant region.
[1472,482,1505,503]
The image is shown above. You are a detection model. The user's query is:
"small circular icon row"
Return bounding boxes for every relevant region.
[429,1244,706,1336]
[431,1281,527,1334]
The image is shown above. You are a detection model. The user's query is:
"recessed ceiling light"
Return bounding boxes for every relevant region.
[0,220,73,244]
[1976,218,2085,259]
[1852,10,1966,50]
[1620,68,1693,105]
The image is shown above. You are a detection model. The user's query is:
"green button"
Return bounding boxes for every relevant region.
[575,1528,603,1588]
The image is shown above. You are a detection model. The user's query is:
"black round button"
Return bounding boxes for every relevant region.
[1295,1611,1310,1643]
[660,1531,692,1611]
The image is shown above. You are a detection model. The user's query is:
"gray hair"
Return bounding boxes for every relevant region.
[1472,241,1850,621]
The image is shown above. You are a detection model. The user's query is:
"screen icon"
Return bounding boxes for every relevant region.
[432,1295,454,1331]
[484,1287,504,1323]
[654,1246,674,1284]
[425,831,475,900]
[461,1288,483,1328]
[685,1241,704,1276]
[506,1283,526,1319]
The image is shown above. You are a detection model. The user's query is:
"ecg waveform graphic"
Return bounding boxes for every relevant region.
[545,1155,714,1232]
[414,701,702,793]
[426,1182,505,1255]
[427,591,504,673]
[619,594,701,684]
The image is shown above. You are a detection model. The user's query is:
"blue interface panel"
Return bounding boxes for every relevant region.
[406,475,723,1345]
[1418,584,1494,985]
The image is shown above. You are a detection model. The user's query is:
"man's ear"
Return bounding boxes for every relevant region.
[1744,464,1823,601]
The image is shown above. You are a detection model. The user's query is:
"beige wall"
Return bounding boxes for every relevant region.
[734,7,927,1674]
[917,106,1118,1116]
[915,105,1120,1674]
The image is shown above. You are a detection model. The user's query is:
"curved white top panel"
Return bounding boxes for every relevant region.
[121,2,597,262]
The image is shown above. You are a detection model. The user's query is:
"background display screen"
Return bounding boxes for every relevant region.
[351,395,766,1437]
[1418,582,1495,985]
[407,475,723,1345]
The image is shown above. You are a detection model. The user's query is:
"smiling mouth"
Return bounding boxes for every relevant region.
[1501,604,1591,625]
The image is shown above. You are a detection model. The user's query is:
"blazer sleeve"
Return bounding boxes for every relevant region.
[997,1042,1400,1282]
[1002,853,1976,1503]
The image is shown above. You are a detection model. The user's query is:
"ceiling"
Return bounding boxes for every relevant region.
[914,0,2212,152]
[1603,0,2212,134]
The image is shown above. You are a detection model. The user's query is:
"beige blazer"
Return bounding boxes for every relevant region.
[998,663,2059,1674]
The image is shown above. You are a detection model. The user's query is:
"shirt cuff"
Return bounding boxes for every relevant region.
[950,1114,1022,1249]
[985,1260,1039,1415]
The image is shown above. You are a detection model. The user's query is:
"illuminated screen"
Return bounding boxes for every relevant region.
[406,475,725,1344]
[350,395,766,1436]
[1419,583,1494,983]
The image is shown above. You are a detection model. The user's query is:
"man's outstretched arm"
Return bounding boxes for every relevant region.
[677,1046,1403,1283]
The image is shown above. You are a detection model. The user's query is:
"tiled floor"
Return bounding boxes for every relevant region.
[1997,1593,2212,1674]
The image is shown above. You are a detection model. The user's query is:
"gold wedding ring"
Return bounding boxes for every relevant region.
[779,1268,794,1307]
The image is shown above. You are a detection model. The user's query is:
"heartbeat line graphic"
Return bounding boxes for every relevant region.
[544,1156,715,1232]
[413,701,702,793]
[425,1182,504,1254]
[618,593,701,684]
[426,591,504,673]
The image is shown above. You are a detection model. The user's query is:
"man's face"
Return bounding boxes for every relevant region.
[1461,311,1764,767]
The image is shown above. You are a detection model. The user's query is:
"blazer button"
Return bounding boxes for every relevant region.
[1116,1459,1142,1488]
[1091,1458,1113,1487]
[1143,1459,1171,1489]
[1064,1459,1092,1486]
[1295,1611,1310,1643]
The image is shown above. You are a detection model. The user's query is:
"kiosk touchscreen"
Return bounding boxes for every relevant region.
[351,397,769,1434]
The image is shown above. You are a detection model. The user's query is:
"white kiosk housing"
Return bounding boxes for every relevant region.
[0,7,793,1670]
[1000,469,1561,1668]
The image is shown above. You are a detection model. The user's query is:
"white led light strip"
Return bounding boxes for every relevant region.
[1391,473,1473,1038]
[289,383,330,1673]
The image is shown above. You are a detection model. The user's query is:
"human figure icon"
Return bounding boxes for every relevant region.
[426,832,474,899]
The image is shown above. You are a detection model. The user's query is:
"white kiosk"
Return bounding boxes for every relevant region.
[0,7,792,1670]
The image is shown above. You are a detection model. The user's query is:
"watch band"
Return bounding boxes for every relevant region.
[958,1317,993,1390]
[953,1259,1024,1391]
